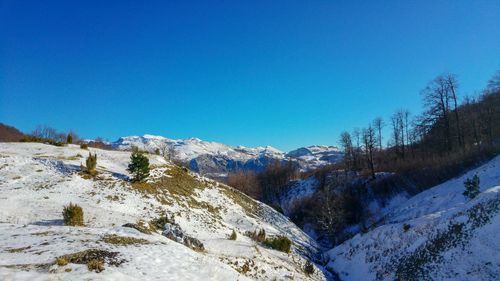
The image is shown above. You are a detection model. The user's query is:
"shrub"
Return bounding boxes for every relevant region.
[87,259,104,273]
[63,203,84,226]
[403,223,411,232]
[304,260,315,276]
[56,257,68,266]
[81,152,97,175]
[154,148,160,155]
[229,229,237,240]
[463,175,480,199]
[263,235,292,253]
[128,151,150,182]
[67,134,73,144]
[80,143,88,150]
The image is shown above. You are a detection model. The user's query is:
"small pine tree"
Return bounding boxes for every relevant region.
[67,133,73,144]
[229,229,237,240]
[83,153,97,175]
[463,175,480,199]
[128,151,150,182]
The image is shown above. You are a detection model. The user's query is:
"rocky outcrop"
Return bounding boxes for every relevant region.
[162,223,205,251]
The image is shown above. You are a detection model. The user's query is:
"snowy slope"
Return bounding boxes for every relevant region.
[111,135,342,177]
[0,142,327,281]
[325,155,500,281]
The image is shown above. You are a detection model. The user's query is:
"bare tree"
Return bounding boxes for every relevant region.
[421,75,453,151]
[373,117,384,151]
[362,125,376,179]
[339,131,354,170]
[444,74,463,149]
[158,142,176,161]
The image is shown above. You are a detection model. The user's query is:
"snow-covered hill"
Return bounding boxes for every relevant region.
[325,155,500,281]
[0,142,327,280]
[111,135,342,178]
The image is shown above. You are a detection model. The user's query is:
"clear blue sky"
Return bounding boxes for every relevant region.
[1,1,498,151]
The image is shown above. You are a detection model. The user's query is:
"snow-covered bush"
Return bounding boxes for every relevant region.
[62,203,84,226]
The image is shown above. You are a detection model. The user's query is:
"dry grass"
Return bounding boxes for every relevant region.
[7,246,31,253]
[101,234,149,246]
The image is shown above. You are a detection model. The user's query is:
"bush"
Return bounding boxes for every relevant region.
[128,151,150,182]
[67,134,73,144]
[463,175,480,199]
[403,223,411,232]
[87,259,104,273]
[83,153,97,175]
[263,235,292,253]
[304,260,315,276]
[63,203,84,226]
[80,143,88,150]
[229,229,237,240]
[56,257,68,266]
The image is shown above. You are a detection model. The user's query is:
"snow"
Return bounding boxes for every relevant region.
[325,155,500,280]
[0,142,326,280]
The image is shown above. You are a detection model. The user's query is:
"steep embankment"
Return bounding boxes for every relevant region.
[0,143,327,280]
[325,155,500,281]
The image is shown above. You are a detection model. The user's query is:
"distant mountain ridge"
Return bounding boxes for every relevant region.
[111,135,343,178]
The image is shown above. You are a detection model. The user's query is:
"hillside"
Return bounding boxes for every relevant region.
[111,135,342,178]
[325,155,500,280]
[0,142,327,280]
[0,123,24,142]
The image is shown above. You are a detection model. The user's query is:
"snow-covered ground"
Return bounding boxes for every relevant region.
[326,155,500,281]
[0,142,327,280]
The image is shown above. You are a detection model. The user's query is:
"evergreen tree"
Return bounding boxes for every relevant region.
[128,151,150,182]
[67,133,73,144]
[463,175,480,199]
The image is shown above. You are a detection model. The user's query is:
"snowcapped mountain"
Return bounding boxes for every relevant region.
[111,135,343,178]
[325,155,500,281]
[0,142,328,280]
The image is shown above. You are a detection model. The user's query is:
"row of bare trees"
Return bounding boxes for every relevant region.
[227,160,298,203]
[339,71,500,178]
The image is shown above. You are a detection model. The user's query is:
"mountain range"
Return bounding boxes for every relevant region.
[111,135,343,178]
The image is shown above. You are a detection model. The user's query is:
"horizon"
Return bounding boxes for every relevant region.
[1,1,499,151]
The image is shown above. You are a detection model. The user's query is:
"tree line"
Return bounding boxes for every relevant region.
[339,71,500,179]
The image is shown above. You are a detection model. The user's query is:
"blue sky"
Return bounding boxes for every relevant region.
[1,0,498,151]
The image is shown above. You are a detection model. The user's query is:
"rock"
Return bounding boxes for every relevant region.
[122,223,152,234]
[162,222,205,251]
